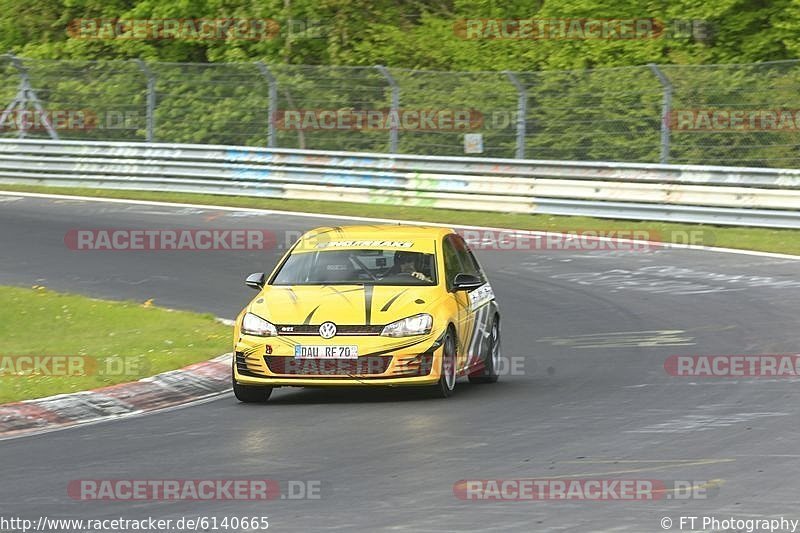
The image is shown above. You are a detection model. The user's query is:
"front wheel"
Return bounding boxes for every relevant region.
[233,373,273,403]
[431,329,457,398]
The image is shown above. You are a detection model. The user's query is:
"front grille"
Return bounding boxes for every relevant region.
[265,356,393,375]
[275,324,384,336]
[390,353,434,377]
[235,351,264,377]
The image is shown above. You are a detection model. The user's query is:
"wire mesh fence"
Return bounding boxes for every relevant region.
[659,61,800,168]
[1,55,800,167]
[269,65,393,153]
[9,59,148,142]
[148,62,270,147]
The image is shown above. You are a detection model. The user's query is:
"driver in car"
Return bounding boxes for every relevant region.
[386,250,433,282]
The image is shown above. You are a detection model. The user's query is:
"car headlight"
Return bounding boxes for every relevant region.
[381,313,433,337]
[241,312,277,337]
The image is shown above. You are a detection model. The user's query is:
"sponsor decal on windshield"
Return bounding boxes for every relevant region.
[315,240,414,249]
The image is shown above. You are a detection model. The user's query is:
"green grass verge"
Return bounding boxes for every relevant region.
[0,286,231,404]
[2,184,800,255]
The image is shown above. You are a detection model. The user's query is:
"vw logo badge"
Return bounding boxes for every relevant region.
[319,321,337,339]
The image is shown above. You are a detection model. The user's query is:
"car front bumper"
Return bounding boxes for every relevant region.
[233,331,445,387]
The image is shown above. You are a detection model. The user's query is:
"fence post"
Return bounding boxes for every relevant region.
[1,55,59,140]
[134,60,156,142]
[256,62,278,148]
[0,55,22,135]
[505,71,527,159]
[375,65,399,153]
[649,63,672,164]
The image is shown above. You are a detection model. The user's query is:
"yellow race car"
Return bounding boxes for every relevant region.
[232,224,500,402]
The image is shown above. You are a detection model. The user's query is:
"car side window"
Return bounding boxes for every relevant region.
[442,235,465,291]
[450,235,484,282]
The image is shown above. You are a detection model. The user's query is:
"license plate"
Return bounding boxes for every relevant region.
[294,345,359,359]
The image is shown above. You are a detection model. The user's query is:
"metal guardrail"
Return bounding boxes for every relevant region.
[0,139,798,228]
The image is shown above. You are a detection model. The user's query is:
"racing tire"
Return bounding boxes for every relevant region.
[233,373,273,403]
[468,316,500,384]
[431,328,457,398]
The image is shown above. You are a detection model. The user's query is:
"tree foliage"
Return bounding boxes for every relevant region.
[0,0,793,68]
[1,0,798,166]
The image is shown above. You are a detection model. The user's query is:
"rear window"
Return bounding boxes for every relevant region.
[271,249,437,286]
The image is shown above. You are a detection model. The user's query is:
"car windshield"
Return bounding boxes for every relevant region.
[271,249,437,286]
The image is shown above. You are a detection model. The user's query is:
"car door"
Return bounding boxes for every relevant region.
[450,234,493,369]
[442,234,473,371]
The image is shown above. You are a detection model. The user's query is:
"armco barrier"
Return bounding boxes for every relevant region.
[0,139,798,228]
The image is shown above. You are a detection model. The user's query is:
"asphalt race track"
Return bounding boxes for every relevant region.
[1,193,799,532]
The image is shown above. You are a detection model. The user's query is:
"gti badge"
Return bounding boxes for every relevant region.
[318,321,337,339]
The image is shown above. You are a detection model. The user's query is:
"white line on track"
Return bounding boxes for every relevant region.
[1,189,798,261]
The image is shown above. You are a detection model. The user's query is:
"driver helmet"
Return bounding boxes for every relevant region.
[394,250,417,267]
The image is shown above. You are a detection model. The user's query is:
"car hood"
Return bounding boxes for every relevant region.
[250,285,440,326]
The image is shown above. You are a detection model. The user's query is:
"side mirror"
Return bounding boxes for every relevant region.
[245,272,266,290]
[453,273,483,291]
